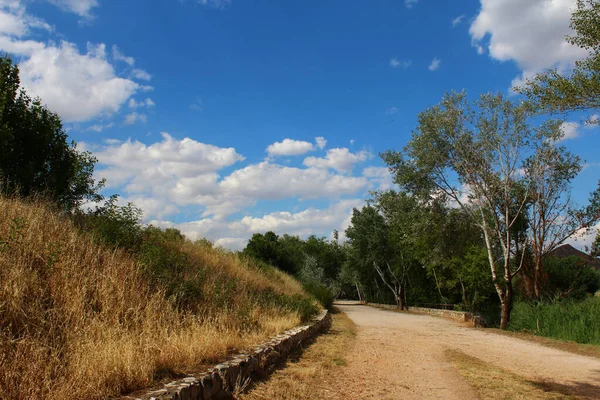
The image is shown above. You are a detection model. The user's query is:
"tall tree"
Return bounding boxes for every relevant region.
[0,55,103,210]
[516,0,600,118]
[382,92,600,328]
[523,135,600,298]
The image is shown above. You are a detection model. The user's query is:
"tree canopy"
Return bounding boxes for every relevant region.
[0,55,103,211]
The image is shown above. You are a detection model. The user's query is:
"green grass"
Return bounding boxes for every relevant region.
[509,297,600,345]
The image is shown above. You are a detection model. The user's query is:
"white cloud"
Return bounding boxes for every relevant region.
[452,15,465,27]
[236,199,364,237]
[149,199,365,250]
[390,58,412,69]
[428,57,441,71]
[87,122,114,132]
[266,139,315,157]
[219,162,367,200]
[46,0,98,17]
[91,134,375,246]
[315,136,327,150]
[124,112,148,125]
[470,0,586,87]
[132,68,151,81]
[363,166,394,191]
[386,106,399,115]
[404,0,419,9]
[4,40,140,122]
[0,3,150,123]
[566,222,600,252]
[129,98,155,109]
[303,148,371,173]
[560,121,580,141]
[112,45,135,66]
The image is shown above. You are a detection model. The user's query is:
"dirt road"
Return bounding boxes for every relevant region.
[325,302,600,400]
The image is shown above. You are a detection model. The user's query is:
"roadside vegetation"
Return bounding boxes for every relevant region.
[0,197,318,400]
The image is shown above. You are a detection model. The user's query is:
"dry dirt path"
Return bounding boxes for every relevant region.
[326,301,600,400]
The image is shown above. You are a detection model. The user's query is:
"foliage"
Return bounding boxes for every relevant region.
[75,195,144,250]
[244,231,301,274]
[544,256,600,300]
[591,230,600,258]
[0,196,317,400]
[381,91,600,328]
[509,297,600,345]
[0,55,103,211]
[517,0,600,118]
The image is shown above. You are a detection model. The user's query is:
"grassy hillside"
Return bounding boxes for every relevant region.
[0,197,318,400]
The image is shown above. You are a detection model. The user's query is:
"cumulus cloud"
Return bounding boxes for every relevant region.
[219,162,367,200]
[129,98,155,109]
[92,134,368,223]
[303,148,371,173]
[124,112,147,125]
[363,166,394,191]
[132,68,151,81]
[428,57,441,71]
[315,136,327,150]
[9,41,140,122]
[46,0,98,17]
[0,4,150,123]
[470,0,586,87]
[266,139,315,157]
[149,199,365,250]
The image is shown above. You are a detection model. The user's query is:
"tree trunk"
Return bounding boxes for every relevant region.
[459,276,467,306]
[355,283,363,303]
[533,256,543,299]
[396,285,404,310]
[499,282,513,330]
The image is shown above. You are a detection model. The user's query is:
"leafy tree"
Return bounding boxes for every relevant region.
[243,231,299,274]
[0,55,103,210]
[382,92,600,328]
[346,205,413,308]
[516,0,600,118]
[545,256,600,299]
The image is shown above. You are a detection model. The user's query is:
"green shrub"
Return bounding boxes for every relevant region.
[509,297,600,345]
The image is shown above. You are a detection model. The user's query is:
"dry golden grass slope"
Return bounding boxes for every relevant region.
[0,197,317,400]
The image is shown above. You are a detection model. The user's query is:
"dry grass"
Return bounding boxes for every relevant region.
[483,328,600,360]
[0,197,315,400]
[445,349,589,399]
[240,309,356,400]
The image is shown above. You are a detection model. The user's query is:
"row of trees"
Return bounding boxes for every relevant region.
[342,0,600,329]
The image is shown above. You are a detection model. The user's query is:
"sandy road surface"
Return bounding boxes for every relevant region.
[323,301,600,400]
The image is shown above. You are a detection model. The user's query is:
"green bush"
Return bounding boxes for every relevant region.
[509,297,600,345]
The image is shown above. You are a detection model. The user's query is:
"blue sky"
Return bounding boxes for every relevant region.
[1,0,599,249]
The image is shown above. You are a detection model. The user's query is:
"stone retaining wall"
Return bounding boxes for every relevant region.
[123,309,331,400]
[368,303,486,327]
